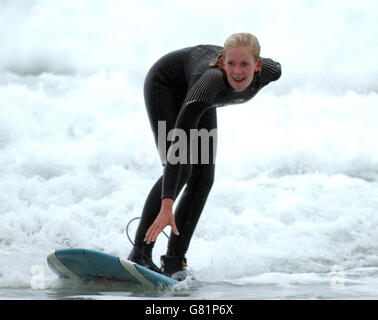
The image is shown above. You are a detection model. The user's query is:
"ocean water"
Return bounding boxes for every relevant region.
[0,0,378,300]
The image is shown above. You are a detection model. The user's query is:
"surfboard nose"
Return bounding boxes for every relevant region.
[46,248,179,288]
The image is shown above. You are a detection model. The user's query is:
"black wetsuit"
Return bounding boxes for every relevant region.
[132,44,281,261]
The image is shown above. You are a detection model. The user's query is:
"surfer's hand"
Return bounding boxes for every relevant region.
[144,198,179,244]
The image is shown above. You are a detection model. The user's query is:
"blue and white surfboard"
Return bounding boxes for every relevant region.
[47,248,178,288]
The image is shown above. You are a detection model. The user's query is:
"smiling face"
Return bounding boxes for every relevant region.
[221,46,262,92]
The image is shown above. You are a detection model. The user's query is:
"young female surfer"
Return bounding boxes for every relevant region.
[128,33,281,280]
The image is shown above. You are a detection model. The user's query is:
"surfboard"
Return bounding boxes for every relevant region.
[47,248,178,288]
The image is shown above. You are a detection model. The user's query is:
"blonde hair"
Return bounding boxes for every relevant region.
[209,33,261,70]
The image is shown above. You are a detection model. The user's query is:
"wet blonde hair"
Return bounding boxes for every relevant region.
[210,32,261,70]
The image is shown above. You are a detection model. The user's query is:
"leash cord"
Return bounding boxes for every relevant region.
[125,217,169,247]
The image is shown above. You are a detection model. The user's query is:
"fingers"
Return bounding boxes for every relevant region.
[144,221,180,244]
[171,220,180,236]
[144,223,162,244]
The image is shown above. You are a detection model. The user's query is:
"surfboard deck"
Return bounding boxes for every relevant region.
[47,248,178,288]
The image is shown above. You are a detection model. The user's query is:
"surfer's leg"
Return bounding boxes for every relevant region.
[128,74,190,271]
[161,108,217,278]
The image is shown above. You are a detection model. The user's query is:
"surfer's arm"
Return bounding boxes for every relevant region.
[259,58,282,84]
[144,101,210,244]
[161,69,224,200]
[161,101,211,199]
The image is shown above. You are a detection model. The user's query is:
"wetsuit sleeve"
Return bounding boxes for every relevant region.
[182,69,226,106]
[161,101,210,200]
[161,69,225,200]
[259,58,282,85]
